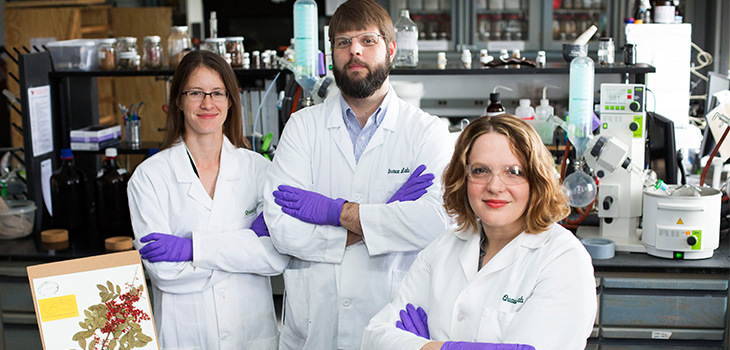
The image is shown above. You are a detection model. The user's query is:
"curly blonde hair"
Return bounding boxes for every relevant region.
[442,114,570,234]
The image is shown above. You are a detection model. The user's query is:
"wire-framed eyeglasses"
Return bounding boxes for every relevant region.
[182,90,230,102]
[466,164,528,186]
[332,32,384,49]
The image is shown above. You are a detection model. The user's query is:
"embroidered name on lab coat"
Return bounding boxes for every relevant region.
[387,167,411,174]
[245,208,257,215]
[502,294,524,304]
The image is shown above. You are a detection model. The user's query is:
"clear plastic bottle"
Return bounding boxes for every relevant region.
[50,149,88,249]
[95,148,132,247]
[568,54,595,157]
[294,0,319,91]
[395,10,419,68]
[168,26,191,69]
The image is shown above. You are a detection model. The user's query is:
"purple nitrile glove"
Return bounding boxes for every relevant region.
[273,185,346,227]
[387,164,435,204]
[251,212,269,237]
[139,233,193,262]
[441,342,536,350]
[395,303,430,339]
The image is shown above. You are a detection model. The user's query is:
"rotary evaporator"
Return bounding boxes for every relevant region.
[562,83,721,260]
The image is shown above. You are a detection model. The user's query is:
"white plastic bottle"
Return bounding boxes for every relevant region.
[294,0,319,91]
[568,53,595,157]
[533,86,557,143]
[515,99,535,120]
[395,10,419,68]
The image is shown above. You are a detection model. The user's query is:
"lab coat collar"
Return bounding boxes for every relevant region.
[325,86,399,132]
[169,136,240,211]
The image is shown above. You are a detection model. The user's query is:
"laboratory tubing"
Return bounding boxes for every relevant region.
[437,52,447,69]
[598,37,615,65]
[168,26,191,69]
[294,0,319,91]
[461,49,472,69]
[142,36,163,70]
[50,148,88,249]
[116,37,139,71]
[568,53,595,157]
[394,10,419,68]
[98,38,117,71]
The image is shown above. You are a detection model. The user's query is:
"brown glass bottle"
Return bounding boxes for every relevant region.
[95,148,132,246]
[486,92,505,116]
[50,148,88,249]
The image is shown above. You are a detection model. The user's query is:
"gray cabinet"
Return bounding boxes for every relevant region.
[590,273,729,349]
[0,263,43,350]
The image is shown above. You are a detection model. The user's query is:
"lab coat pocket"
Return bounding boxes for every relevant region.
[477,303,522,342]
[280,268,311,347]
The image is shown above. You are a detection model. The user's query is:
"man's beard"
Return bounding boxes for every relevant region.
[333,53,391,99]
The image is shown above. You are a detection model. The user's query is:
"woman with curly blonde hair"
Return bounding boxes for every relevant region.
[362,114,596,350]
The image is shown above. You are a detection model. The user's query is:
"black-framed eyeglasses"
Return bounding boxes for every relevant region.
[182,90,230,102]
[466,164,528,186]
[332,32,384,49]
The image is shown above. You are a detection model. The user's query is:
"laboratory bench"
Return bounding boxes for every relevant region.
[0,232,726,350]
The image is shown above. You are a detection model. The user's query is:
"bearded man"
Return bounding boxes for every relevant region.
[264,1,454,349]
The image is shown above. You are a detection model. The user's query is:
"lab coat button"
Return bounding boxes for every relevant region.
[342,299,352,307]
[221,333,229,340]
[457,313,465,322]
[218,289,226,296]
[353,194,362,201]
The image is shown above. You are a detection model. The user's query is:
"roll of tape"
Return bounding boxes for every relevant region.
[581,238,615,260]
[105,236,134,252]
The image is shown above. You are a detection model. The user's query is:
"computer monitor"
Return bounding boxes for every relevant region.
[700,72,730,157]
[646,112,678,184]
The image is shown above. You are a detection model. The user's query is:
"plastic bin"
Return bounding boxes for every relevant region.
[0,200,36,239]
[46,39,98,71]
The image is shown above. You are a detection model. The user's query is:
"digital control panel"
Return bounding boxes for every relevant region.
[655,226,703,251]
[600,84,645,114]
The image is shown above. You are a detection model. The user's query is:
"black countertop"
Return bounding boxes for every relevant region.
[1,228,728,274]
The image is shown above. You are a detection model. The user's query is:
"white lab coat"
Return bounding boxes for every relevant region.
[264,88,454,350]
[128,137,289,350]
[362,223,597,350]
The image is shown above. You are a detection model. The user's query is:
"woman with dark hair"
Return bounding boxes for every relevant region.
[128,50,288,349]
[362,114,596,350]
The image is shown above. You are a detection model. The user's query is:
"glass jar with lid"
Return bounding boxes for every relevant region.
[115,37,139,71]
[98,38,117,71]
[598,37,615,65]
[167,26,191,70]
[225,37,245,67]
[142,36,163,70]
[202,38,227,57]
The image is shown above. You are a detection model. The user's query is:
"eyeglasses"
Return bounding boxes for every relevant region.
[466,164,528,186]
[332,32,384,49]
[182,90,230,102]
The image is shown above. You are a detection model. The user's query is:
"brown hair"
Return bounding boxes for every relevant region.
[160,50,249,151]
[442,114,570,234]
[328,0,395,52]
